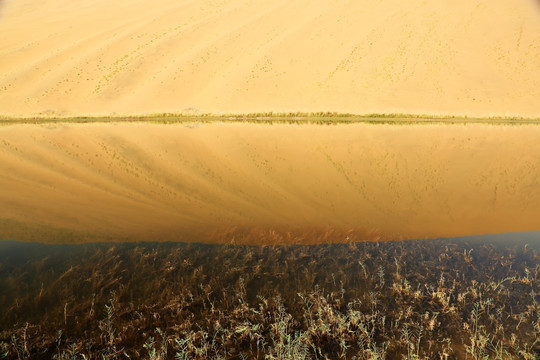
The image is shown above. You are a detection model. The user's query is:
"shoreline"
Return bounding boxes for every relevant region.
[1,113,540,125]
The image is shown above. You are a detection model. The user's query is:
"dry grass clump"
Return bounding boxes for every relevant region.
[0,238,538,359]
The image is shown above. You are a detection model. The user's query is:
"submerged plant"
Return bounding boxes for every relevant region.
[0,239,538,359]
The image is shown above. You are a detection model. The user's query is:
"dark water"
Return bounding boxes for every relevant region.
[0,233,538,359]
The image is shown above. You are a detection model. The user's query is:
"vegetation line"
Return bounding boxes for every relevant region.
[1,112,539,125]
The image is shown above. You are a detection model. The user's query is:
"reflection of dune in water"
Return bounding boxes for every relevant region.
[0,122,539,244]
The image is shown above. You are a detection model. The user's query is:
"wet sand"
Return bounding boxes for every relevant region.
[0,121,538,244]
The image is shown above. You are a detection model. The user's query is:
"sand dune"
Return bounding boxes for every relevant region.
[0,122,538,244]
[1,0,540,117]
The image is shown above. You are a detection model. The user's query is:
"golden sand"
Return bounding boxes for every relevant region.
[1,0,540,117]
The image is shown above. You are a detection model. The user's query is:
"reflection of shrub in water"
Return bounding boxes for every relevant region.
[0,239,539,359]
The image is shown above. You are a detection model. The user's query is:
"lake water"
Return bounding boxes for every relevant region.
[0,232,538,359]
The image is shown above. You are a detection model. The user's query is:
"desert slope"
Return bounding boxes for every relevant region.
[0,122,539,244]
[1,0,540,117]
